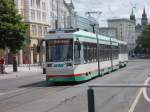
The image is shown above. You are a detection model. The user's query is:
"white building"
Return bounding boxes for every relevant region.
[74,15,99,33]
[14,0,52,64]
[50,0,75,29]
[99,27,117,38]
[108,19,136,51]
[13,0,74,64]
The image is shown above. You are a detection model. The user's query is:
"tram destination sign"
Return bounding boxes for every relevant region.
[47,39,72,45]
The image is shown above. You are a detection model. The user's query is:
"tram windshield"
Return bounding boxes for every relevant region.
[46,39,73,62]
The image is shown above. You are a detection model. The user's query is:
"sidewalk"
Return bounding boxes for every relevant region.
[0,65,43,80]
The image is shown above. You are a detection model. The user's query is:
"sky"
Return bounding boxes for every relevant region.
[66,0,150,26]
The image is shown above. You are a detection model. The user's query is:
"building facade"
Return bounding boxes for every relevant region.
[12,0,73,64]
[141,8,148,28]
[99,27,117,38]
[108,19,136,51]
[74,15,99,33]
[134,8,149,39]
[130,8,149,53]
[14,0,52,65]
[50,0,75,29]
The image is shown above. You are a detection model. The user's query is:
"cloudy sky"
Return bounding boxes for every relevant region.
[66,0,150,26]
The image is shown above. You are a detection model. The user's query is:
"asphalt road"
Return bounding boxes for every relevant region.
[0,59,150,112]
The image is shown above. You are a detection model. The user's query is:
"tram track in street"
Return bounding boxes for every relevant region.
[0,85,74,112]
[0,75,76,112]
[0,59,150,112]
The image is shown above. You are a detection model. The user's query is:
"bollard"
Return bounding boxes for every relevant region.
[87,87,95,112]
[13,57,17,72]
[0,64,3,74]
[43,68,46,74]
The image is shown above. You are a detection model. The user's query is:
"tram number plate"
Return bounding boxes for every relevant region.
[54,64,64,68]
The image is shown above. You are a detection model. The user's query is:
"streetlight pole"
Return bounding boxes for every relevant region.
[110,36,113,70]
[28,38,31,71]
[56,0,59,29]
[96,33,100,76]
[85,11,102,76]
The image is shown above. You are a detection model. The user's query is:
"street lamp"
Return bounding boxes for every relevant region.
[110,36,113,70]
[86,11,102,76]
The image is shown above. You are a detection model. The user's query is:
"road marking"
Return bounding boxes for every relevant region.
[0,88,26,96]
[143,77,150,102]
[129,77,150,112]
[128,88,143,112]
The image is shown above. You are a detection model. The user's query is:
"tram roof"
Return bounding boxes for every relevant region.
[73,30,126,44]
[45,29,127,45]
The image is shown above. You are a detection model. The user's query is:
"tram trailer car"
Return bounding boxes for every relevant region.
[45,29,128,83]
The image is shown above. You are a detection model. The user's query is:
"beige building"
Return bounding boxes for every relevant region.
[108,19,136,51]
[14,0,51,64]
[11,0,74,64]
[50,0,75,29]
[99,27,117,39]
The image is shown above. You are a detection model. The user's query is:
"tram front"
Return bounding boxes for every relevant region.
[45,38,76,83]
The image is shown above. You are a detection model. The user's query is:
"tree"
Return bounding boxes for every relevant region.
[136,24,150,54]
[0,0,27,71]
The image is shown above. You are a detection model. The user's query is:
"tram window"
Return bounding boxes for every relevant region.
[74,42,81,65]
[100,44,104,61]
[103,45,106,61]
[108,45,110,60]
[83,42,119,63]
[83,42,97,63]
[119,44,127,54]
[90,46,92,61]
[83,43,87,63]
[105,45,107,61]
[87,45,89,62]
[106,45,109,61]
[94,45,97,61]
[99,44,102,61]
[104,45,107,61]
[101,44,105,61]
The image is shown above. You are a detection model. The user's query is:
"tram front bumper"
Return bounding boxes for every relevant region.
[46,75,76,82]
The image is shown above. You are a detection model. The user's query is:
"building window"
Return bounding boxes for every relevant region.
[38,26,42,36]
[50,12,54,20]
[31,25,37,36]
[37,11,41,21]
[43,27,47,35]
[31,9,35,20]
[36,0,41,8]
[31,0,35,7]
[42,2,46,10]
[42,12,46,21]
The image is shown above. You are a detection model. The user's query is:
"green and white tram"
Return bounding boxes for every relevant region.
[45,29,128,83]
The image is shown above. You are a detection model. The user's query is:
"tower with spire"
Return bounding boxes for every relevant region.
[130,8,136,23]
[141,8,148,27]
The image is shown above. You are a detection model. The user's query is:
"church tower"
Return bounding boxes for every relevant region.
[130,8,136,23]
[141,8,148,27]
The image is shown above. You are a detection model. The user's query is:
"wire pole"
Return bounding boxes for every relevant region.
[56,0,59,29]
[85,11,102,76]
[28,37,31,71]
[110,36,113,70]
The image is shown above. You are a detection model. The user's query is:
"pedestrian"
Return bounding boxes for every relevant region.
[0,57,5,74]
